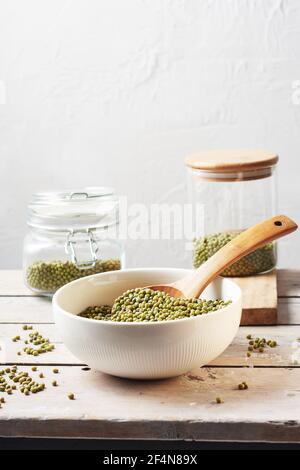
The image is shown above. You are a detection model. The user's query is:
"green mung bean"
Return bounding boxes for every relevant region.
[193,232,276,276]
[246,335,278,354]
[79,287,231,323]
[26,258,121,293]
[22,330,55,357]
[238,382,248,390]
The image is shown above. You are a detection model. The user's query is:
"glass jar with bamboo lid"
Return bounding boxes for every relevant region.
[185,149,278,276]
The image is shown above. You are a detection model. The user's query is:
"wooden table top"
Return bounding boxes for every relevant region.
[0,269,300,443]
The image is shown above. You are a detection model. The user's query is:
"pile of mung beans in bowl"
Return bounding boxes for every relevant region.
[52,268,242,379]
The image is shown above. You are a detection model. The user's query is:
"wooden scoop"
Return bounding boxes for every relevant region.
[148,215,298,299]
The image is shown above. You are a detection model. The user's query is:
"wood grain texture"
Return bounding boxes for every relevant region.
[233,270,277,325]
[278,298,300,325]
[0,297,52,323]
[185,148,278,172]
[0,271,35,296]
[0,366,300,442]
[1,270,300,442]
[0,294,299,324]
[0,268,297,297]
[278,269,300,297]
[1,325,300,367]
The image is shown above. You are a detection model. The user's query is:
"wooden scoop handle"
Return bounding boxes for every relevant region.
[174,215,298,299]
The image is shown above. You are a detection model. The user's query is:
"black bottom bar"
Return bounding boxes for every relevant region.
[0,438,299,451]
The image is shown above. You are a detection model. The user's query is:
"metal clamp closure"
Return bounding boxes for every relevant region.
[65,230,99,269]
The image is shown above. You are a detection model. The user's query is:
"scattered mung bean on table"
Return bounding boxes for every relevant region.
[245,334,278,356]
[0,326,76,408]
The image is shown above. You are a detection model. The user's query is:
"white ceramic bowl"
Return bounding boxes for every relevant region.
[53,268,242,379]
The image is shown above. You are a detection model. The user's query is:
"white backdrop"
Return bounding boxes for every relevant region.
[0,0,299,269]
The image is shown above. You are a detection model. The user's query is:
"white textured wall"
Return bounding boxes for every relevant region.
[0,0,300,269]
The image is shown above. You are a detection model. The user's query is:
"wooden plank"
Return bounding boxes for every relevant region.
[0,324,60,340]
[0,297,53,323]
[0,366,300,442]
[278,298,300,325]
[233,270,277,325]
[0,294,299,325]
[0,323,292,345]
[278,269,300,297]
[0,294,298,330]
[211,325,300,367]
[0,269,299,444]
[0,271,35,296]
[0,342,79,365]
[1,324,300,367]
[0,269,299,298]
[0,324,79,365]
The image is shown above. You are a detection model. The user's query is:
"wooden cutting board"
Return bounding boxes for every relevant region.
[231,270,277,325]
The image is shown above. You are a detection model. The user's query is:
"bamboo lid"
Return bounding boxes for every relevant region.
[185,149,278,173]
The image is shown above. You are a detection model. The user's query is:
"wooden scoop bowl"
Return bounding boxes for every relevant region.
[148,215,298,299]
